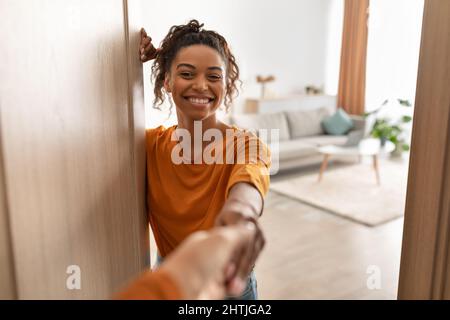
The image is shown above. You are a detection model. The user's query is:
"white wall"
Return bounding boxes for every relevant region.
[141,0,343,128]
[325,0,344,96]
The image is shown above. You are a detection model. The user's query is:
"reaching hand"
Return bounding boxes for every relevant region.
[139,28,161,63]
[162,225,258,299]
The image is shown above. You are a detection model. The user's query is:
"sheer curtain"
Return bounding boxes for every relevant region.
[365,0,424,112]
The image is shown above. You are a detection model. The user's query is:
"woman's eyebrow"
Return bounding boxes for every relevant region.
[177,63,195,70]
[176,64,223,72]
[208,66,223,72]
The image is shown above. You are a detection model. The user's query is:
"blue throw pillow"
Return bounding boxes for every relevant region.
[322,108,354,135]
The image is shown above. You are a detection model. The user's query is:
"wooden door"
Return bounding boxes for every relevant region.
[0,0,148,299]
[398,0,450,299]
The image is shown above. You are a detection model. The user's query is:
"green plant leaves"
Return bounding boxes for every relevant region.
[398,99,412,107]
[368,98,413,154]
[402,115,413,123]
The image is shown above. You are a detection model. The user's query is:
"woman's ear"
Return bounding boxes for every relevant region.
[164,74,172,93]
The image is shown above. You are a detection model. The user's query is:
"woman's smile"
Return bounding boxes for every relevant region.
[183,95,216,109]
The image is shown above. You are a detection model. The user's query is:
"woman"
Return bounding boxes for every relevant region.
[140,20,271,300]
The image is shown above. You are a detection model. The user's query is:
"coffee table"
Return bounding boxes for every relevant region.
[317,139,395,185]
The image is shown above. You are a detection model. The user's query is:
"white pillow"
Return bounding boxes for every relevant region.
[230,113,291,141]
[285,107,331,138]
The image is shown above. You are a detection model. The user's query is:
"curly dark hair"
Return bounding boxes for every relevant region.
[151,19,241,114]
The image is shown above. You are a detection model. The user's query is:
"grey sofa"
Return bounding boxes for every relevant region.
[229,107,366,172]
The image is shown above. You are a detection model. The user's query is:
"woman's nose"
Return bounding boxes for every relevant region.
[192,76,208,91]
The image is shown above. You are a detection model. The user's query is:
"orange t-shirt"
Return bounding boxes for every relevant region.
[146,125,271,258]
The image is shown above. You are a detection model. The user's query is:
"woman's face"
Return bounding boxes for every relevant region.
[164,45,226,121]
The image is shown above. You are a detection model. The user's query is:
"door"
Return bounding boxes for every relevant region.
[0,0,148,299]
[398,0,450,299]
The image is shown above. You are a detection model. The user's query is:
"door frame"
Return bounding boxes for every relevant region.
[0,111,17,299]
[398,0,450,299]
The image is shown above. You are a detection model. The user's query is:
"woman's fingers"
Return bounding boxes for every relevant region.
[232,223,257,281]
[139,28,159,62]
[226,277,247,296]
[144,42,157,56]
[226,227,265,296]
[232,221,265,287]
[140,38,150,54]
[140,28,151,43]
[224,246,248,296]
[140,42,160,62]
[247,228,265,275]
[141,47,159,62]
[142,37,151,49]
[140,29,148,48]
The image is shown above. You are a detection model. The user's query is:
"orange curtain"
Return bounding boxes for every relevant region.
[337,0,370,115]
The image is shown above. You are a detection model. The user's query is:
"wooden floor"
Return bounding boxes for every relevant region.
[255,163,404,300]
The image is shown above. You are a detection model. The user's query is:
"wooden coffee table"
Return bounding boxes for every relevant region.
[317,139,395,185]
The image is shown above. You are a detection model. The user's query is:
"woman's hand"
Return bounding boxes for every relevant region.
[139,28,161,63]
[215,183,266,284]
[215,209,266,284]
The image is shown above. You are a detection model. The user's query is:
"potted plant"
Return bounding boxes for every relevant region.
[365,99,413,156]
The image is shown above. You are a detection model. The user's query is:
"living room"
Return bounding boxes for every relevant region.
[142,0,424,299]
[4,0,450,302]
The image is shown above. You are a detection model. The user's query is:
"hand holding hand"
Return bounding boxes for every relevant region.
[162,224,258,299]
[215,208,266,291]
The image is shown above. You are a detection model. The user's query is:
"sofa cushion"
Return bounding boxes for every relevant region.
[275,140,318,160]
[230,113,290,141]
[299,135,348,147]
[285,107,331,139]
[322,108,354,135]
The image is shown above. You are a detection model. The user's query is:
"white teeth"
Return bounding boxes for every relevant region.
[189,98,210,104]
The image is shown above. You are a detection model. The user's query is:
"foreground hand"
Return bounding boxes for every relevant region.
[139,28,161,63]
[162,225,258,299]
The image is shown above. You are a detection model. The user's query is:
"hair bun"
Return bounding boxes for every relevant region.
[186,19,204,33]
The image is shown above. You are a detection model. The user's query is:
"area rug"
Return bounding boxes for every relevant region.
[270,160,409,227]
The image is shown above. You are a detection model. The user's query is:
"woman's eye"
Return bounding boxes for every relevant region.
[180,72,193,78]
[208,74,223,81]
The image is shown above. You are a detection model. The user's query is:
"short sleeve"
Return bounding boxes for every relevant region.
[146,126,165,155]
[225,132,271,202]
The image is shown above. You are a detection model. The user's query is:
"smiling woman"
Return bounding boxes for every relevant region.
[166,45,226,121]
[138,20,271,300]
[149,20,240,116]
